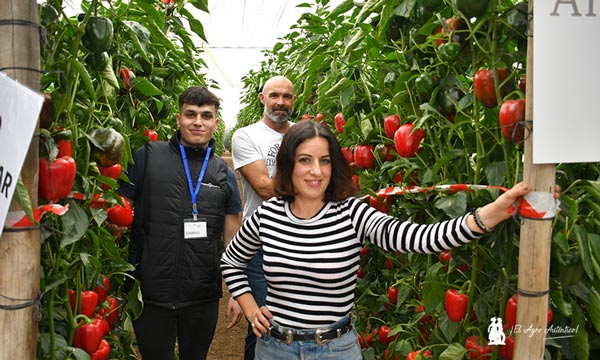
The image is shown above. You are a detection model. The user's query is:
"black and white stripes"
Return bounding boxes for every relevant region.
[220,197,479,329]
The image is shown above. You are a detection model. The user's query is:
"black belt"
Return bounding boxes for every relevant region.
[267,318,353,346]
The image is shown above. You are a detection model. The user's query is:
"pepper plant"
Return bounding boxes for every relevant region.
[35,0,222,358]
[236,0,600,358]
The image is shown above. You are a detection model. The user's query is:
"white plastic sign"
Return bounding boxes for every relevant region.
[0,72,44,237]
[533,1,600,163]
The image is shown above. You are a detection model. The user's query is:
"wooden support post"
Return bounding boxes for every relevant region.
[0,1,41,359]
[514,0,556,358]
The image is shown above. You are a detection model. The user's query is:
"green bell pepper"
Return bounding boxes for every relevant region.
[82,16,114,53]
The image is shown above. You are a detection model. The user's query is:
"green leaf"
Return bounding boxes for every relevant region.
[180,8,207,42]
[343,25,369,57]
[439,342,467,360]
[571,301,589,360]
[574,225,594,280]
[439,309,460,342]
[137,2,165,30]
[396,284,411,307]
[123,20,150,54]
[99,56,119,89]
[395,0,416,18]
[329,0,354,18]
[68,58,96,101]
[588,233,600,279]
[355,0,384,24]
[359,115,374,140]
[59,200,89,249]
[188,0,209,13]
[41,273,69,294]
[434,191,467,218]
[431,149,465,183]
[126,280,144,320]
[587,286,600,333]
[484,162,506,188]
[134,77,162,97]
[422,264,444,312]
[323,78,353,97]
[144,20,177,51]
[14,177,34,223]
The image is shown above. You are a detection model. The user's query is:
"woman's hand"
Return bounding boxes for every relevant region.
[470,182,560,233]
[249,306,273,337]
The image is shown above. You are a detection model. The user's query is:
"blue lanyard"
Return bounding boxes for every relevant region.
[179,144,211,220]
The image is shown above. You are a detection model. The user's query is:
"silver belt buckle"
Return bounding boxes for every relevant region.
[315,328,329,345]
[283,328,294,345]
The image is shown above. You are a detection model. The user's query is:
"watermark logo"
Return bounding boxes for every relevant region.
[487,317,506,345]
[511,323,580,340]
[487,317,580,343]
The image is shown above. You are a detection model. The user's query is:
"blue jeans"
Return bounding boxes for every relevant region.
[245,251,267,360]
[254,318,362,360]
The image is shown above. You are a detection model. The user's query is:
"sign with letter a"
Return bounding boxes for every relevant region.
[534,1,600,163]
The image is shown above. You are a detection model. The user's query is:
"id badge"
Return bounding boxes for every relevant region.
[184,218,207,239]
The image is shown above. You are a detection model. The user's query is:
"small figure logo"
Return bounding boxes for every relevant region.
[488,317,506,345]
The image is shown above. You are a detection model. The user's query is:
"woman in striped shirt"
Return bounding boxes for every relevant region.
[221,119,534,359]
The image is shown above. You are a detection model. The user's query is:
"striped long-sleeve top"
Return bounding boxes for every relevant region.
[220,196,481,329]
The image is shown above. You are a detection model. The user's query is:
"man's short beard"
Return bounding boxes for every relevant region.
[266,110,290,123]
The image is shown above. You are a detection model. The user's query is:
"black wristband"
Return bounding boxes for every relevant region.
[471,207,493,233]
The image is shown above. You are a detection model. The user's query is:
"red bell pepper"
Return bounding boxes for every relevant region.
[104,296,119,328]
[378,324,398,344]
[438,251,452,270]
[464,335,493,359]
[74,318,104,354]
[354,144,375,169]
[505,294,519,329]
[406,349,432,360]
[358,332,373,349]
[393,123,425,158]
[69,289,99,318]
[383,114,401,138]
[94,275,110,304]
[90,339,110,360]
[352,174,359,190]
[498,334,515,360]
[341,147,354,164]
[499,99,526,143]
[80,291,99,318]
[518,75,527,92]
[143,128,159,142]
[369,195,390,214]
[120,67,135,90]
[334,112,346,134]
[106,196,133,227]
[387,286,399,305]
[505,293,553,329]
[473,68,512,108]
[98,163,122,180]
[376,143,396,162]
[98,163,122,190]
[57,139,73,158]
[444,289,469,322]
[384,348,399,360]
[39,156,77,202]
[95,313,111,335]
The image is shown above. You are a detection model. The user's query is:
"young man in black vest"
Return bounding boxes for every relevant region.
[119,86,243,360]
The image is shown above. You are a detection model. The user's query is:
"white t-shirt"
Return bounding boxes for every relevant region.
[231,120,292,219]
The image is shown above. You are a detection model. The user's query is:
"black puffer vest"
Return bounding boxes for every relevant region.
[131,133,228,309]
